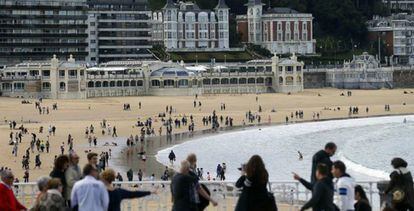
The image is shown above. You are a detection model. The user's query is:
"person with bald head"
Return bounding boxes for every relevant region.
[65,152,82,206]
[0,169,26,211]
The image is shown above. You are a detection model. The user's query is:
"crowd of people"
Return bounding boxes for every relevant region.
[1,142,413,211]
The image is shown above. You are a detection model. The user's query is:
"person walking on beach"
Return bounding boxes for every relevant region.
[169,150,176,165]
[384,158,414,211]
[71,164,109,211]
[331,161,355,211]
[112,126,118,138]
[311,142,337,184]
[293,163,335,211]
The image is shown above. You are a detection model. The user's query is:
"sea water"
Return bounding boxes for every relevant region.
[156,115,414,181]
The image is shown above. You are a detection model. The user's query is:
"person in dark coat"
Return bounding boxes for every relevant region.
[49,155,69,199]
[294,163,335,211]
[354,185,372,211]
[311,142,337,184]
[171,160,198,211]
[385,158,414,211]
[235,155,277,211]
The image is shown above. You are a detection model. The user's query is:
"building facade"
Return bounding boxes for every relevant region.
[326,52,393,89]
[368,13,414,65]
[384,0,414,11]
[152,0,229,51]
[237,1,315,55]
[86,0,153,63]
[0,54,304,99]
[0,0,88,65]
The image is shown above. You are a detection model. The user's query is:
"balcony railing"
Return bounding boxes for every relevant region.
[12,180,381,210]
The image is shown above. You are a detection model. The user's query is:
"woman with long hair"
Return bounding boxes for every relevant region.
[235,155,277,211]
[354,185,372,211]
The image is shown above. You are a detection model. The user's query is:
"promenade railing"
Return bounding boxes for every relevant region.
[12,180,381,210]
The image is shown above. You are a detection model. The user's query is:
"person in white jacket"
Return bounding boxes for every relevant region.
[332,160,355,211]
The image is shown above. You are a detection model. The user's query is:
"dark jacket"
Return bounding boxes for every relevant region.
[171,173,198,211]
[235,175,277,211]
[354,199,372,211]
[299,177,335,211]
[108,188,150,211]
[49,169,67,198]
[385,168,414,210]
[311,150,333,184]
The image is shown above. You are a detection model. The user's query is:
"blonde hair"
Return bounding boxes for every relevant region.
[180,160,191,173]
[100,168,116,184]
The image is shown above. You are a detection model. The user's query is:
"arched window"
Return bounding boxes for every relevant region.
[178,79,188,87]
[286,76,294,85]
[88,81,94,88]
[103,81,109,87]
[95,81,102,87]
[123,81,130,87]
[256,78,264,84]
[230,78,238,84]
[221,78,229,84]
[192,79,198,87]
[130,80,136,86]
[110,81,116,87]
[59,82,66,91]
[212,78,220,85]
[203,79,211,85]
[116,81,123,87]
[296,76,302,83]
[42,82,51,91]
[151,80,160,87]
[279,77,283,85]
[164,79,175,87]
[137,80,143,87]
[248,78,256,84]
[265,77,272,86]
[239,78,247,84]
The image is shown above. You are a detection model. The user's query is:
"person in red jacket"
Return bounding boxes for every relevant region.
[0,169,26,211]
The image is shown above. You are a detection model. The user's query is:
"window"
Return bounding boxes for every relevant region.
[59,82,66,91]
[69,70,77,78]
[59,70,65,78]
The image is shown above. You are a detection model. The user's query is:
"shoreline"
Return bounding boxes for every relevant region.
[116,112,414,179]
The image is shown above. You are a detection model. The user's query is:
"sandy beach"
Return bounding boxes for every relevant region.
[1,88,414,182]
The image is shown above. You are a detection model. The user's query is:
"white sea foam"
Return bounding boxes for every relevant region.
[156,115,414,181]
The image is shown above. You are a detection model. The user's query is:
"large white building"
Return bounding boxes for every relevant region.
[236,0,316,55]
[0,54,304,99]
[326,52,393,89]
[151,0,229,51]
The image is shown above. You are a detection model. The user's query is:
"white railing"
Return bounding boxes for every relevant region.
[12,180,380,211]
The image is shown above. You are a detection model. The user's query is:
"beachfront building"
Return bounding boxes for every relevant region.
[384,0,414,11]
[367,13,414,65]
[0,0,89,65]
[326,52,394,89]
[0,54,304,98]
[0,55,87,99]
[236,0,315,55]
[151,0,230,51]
[86,0,153,63]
